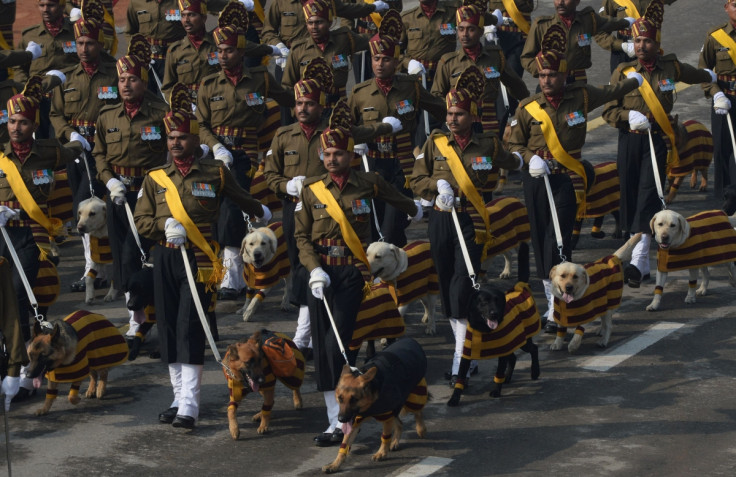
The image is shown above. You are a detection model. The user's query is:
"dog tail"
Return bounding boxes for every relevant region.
[614,233,642,262]
[517,242,530,284]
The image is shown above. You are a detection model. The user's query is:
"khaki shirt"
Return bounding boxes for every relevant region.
[261,0,376,48]
[134,159,263,241]
[282,27,368,93]
[520,6,630,77]
[126,0,186,45]
[0,139,82,205]
[93,91,169,184]
[295,171,418,271]
[400,1,461,65]
[50,56,119,143]
[699,22,736,98]
[195,66,295,149]
[13,20,79,84]
[602,56,713,130]
[411,130,519,201]
[594,0,677,52]
[510,80,638,162]
[0,50,32,70]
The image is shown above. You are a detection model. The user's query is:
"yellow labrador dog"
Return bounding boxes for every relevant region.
[549,234,641,353]
[76,196,119,305]
[647,209,736,311]
[238,223,292,321]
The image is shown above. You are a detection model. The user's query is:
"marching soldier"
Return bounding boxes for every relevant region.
[602,0,716,289]
[67,0,117,54]
[295,100,420,447]
[509,25,641,331]
[135,84,268,431]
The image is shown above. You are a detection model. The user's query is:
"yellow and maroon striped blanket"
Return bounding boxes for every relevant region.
[657,210,736,272]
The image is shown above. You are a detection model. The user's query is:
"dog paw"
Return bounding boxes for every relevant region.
[322,464,340,474]
[424,324,436,336]
[549,341,564,351]
[489,388,501,398]
[68,395,81,405]
[85,297,95,305]
[646,303,659,312]
[229,424,240,440]
[257,424,269,434]
[34,408,49,416]
[695,287,707,297]
[280,303,296,312]
[498,271,512,280]
[251,411,262,422]
[85,389,95,399]
[103,293,117,303]
[446,389,462,407]
[684,295,696,304]
[596,338,609,348]
[371,451,388,462]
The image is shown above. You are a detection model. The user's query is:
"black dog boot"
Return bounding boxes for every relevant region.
[624,264,642,288]
[128,336,143,361]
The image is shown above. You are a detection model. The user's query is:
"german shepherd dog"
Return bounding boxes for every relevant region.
[325,338,428,474]
[223,330,304,440]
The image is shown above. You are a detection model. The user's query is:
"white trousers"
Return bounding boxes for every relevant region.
[220,246,245,291]
[292,305,312,350]
[323,390,339,433]
[449,318,476,377]
[169,363,203,419]
[124,292,144,337]
[631,233,651,275]
[542,279,553,319]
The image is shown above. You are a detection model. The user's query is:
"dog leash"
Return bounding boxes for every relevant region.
[123,202,148,265]
[542,175,566,263]
[450,205,480,290]
[79,151,96,199]
[360,153,385,242]
[647,127,667,210]
[726,114,736,175]
[321,297,360,374]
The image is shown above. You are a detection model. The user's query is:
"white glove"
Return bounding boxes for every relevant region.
[309,267,331,299]
[436,178,454,196]
[704,68,718,84]
[199,143,210,157]
[106,178,127,205]
[372,0,389,13]
[382,116,403,133]
[239,0,255,12]
[270,45,283,57]
[275,56,286,68]
[353,143,368,156]
[622,41,635,58]
[69,7,82,22]
[276,42,290,58]
[714,91,731,115]
[46,69,66,84]
[484,25,497,43]
[626,70,643,87]
[407,59,426,76]
[164,217,187,246]
[628,110,651,131]
[492,8,503,26]
[286,176,306,197]
[528,155,550,178]
[254,204,272,224]
[625,16,636,26]
[26,41,42,60]
[0,206,19,227]
[409,199,423,222]
[1,376,20,411]
[70,131,91,151]
[435,194,454,211]
[213,143,234,167]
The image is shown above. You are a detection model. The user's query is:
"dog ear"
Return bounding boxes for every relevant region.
[240,237,250,261]
[678,213,690,239]
[649,214,657,235]
[360,366,377,383]
[340,364,354,377]
[33,320,43,338]
[548,265,557,280]
[582,269,591,296]
[391,245,401,264]
[268,232,278,256]
[50,322,61,343]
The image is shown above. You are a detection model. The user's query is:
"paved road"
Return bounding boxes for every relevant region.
[3,1,736,476]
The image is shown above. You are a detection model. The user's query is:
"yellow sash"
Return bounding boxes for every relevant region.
[253,0,266,23]
[0,31,10,50]
[501,0,530,34]
[710,29,736,68]
[523,100,587,218]
[361,0,383,28]
[432,134,494,248]
[308,180,370,269]
[0,152,63,237]
[622,66,679,165]
[102,7,118,55]
[612,0,640,18]
[149,169,224,291]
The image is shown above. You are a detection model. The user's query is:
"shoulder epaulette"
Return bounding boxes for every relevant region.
[21,25,39,36]
[353,79,375,92]
[147,164,168,172]
[707,24,730,35]
[201,71,221,85]
[198,158,222,168]
[303,176,325,187]
[660,53,678,62]
[98,103,121,115]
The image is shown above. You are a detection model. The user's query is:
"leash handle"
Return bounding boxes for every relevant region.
[543,174,566,263]
[450,205,480,290]
[0,226,42,323]
[123,202,148,264]
[647,127,667,210]
[321,296,360,373]
[360,154,384,242]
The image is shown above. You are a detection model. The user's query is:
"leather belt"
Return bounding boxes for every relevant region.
[314,244,352,258]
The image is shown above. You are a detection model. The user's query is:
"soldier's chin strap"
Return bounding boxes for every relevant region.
[647,127,667,211]
[0,226,47,328]
[450,205,480,290]
[321,296,361,375]
[543,175,567,263]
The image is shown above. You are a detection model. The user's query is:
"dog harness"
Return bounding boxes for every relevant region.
[382,241,439,308]
[553,255,623,328]
[242,222,290,291]
[656,210,736,272]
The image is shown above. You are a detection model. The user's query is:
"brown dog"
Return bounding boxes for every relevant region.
[223,330,304,439]
[324,338,428,474]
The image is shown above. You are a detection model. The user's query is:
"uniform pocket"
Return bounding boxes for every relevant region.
[63,90,82,114]
[362,110,380,122]
[175,61,195,84]
[281,14,298,39]
[283,153,300,178]
[407,29,423,40]
[106,130,123,157]
[136,11,153,35]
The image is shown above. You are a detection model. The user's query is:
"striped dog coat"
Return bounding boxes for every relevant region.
[657,210,736,272]
[667,120,713,178]
[382,241,439,307]
[349,281,405,350]
[484,197,531,258]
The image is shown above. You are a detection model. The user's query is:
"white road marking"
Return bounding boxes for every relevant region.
[582,322,685,372]
[395,457,454,476]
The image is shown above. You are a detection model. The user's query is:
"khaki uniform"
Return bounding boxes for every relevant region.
[125,0,186,57]
[489,0,534,36]
[520,7,630,80]
[0,50,32,70]
[13,19,79,84]
[595,0,677,55]
[400,1,462,73]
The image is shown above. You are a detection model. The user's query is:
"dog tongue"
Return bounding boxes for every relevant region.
[486,319,498,330]
[248,376,259,393]
[33,377,42,389]
[341,421,353,436]
[562,292,574,304]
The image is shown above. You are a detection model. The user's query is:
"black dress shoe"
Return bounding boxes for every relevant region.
[624,264,642,289]
[443,370,452,380]
[544,322,558,334]
[10,387,36,403]
[172,415,195,429]
[128,337,142,361]
[314,429,344,447]
[217,287,239,301]
[159,407,179,424]
[70,279,86,292]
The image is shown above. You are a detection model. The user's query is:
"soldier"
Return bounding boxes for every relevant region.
[295,101,420,446]
[412,66,523,387]
[520,0,635,84]
[509,25,641,332]
[135,84,268,430]
[196,1,295,301]
[349,12,446,246]
[67,0,117,55]
[0,0,15,81]
[93,35,169,342]
[0,76,83,400]
[602,0,716,289]
[0,44,42,73]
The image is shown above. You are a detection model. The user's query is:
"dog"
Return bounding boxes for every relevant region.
[481,197,530,280]
[325,338,428,474]
[366,240,439,335]
[572,161,623,246]
[548,233,641,353]
[26,310,129,416]
[647,209,736,311]
[76,196,119,304]
[223,329,304,439]
[447,283,540,407]
[238,222,293,322]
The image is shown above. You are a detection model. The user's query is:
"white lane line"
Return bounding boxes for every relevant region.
[582,322,685,372]
[395,457,454,477]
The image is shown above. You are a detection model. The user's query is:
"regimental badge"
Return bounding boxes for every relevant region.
[32,169,53,185]
[483,66,500,79]
[62,41,77,54]
[141,126,162,140]
[245,92,264,106]
[439,23,456,35]
[0,110,7,125]
[471,156,493,170]
[191,182,216,198]
[165,9,181,21]
[207,51,219,65]
[376,141,393,153]
[565,110,586,126]
[98,86,118,99]
[351,199,370,214]
[331,54,348,69]
[577,33,591,47]
[396,99,414,115]
[434,155,446,161]
[659,78,676,92]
